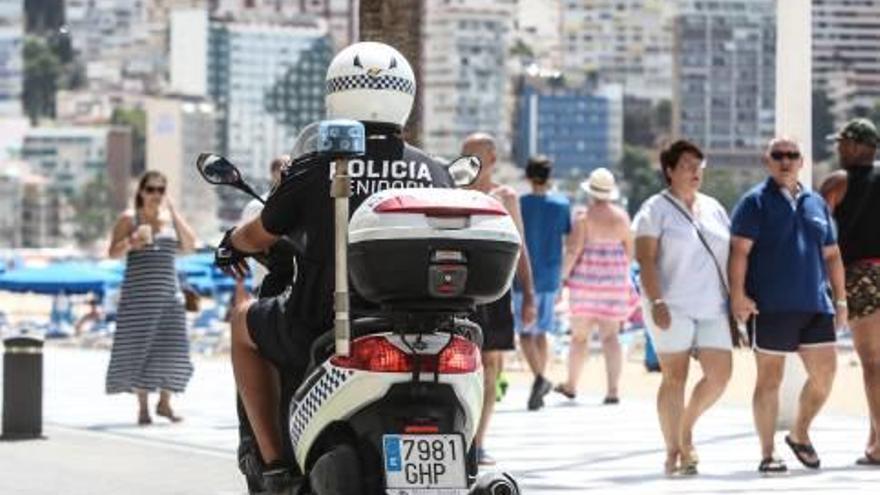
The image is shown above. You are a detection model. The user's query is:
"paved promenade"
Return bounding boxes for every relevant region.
[1,347,878,494]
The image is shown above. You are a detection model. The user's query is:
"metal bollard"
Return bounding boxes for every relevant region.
[1,332,45,440]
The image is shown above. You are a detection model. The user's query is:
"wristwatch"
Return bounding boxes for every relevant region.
[651,298,666,307]
[835,299,848,308]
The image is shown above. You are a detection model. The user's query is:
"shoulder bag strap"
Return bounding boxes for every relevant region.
[660,192,730,297]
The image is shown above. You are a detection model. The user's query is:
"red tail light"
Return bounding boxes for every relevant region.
[330,336,412,372]
[437,336,481,373]
[330,335,481,374]
[404,424,440,434]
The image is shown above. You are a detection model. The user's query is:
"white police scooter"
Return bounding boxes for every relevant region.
[197,120,520,495]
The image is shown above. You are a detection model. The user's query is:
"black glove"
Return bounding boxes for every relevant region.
[215,228,251,279]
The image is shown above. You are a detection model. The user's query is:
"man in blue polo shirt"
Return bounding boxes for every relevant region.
[729,137,847,474]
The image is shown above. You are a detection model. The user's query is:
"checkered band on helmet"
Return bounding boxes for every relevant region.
[326,74,415,96]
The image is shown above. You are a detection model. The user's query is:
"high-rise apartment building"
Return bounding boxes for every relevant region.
[813,0,880,127]
[672,0,776,168]
[515,0,563,69]
[422,0,516,159]
[19,126,132,245]
[211,0,355,50]
[0,164,23,248]
[561,0,676,101]
[0,162,57,249]
[514,79,623,176]
[206,19,333,220]
[145,95,219,243]
[66,0,161,91]
[0,0,23,117]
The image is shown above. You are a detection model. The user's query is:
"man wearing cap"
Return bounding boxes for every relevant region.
[820,118,880,466]
[516,156,572,406]
[730,137,846,473]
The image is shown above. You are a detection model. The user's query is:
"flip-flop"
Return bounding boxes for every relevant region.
[856,452,880,466]
[553,384,576,400]
[785,435,820,469]
[758,457,788,474]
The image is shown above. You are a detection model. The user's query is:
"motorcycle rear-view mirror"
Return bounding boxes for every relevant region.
[447,155,482,188]
[196,153,264,204]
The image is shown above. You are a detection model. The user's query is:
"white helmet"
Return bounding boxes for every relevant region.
[325,42,415,127]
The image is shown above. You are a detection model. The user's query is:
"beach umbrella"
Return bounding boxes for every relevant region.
[0,262,123,296]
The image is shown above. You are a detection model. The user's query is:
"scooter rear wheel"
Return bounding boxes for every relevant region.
[308,444,362,495]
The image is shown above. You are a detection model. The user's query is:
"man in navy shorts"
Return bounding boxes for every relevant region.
[729,137,847,474]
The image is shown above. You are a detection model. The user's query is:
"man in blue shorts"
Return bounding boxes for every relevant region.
[514,155,572,410]
[729,137,847,474]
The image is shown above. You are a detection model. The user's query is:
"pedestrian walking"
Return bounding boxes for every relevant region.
[106,170,197,425]
[730,137,846,473]
[820,118,880,466]
[560,167,636,405]
[633,140,734,476]
[463,133,537,464]
[515,156,571,406]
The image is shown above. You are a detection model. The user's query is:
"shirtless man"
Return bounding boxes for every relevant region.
[820,118,880,466]
[559,168,635,404]
[462,133,537,464]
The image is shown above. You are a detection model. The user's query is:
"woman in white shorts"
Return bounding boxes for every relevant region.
[633,140,733,476]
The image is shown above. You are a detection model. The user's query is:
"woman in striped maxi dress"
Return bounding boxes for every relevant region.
[106,171,197,425]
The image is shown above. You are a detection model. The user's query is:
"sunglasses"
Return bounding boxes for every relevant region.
[770,150,801,161]
[143,185,166,195]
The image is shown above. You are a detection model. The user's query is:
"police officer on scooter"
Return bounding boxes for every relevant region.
[216,41,454,494]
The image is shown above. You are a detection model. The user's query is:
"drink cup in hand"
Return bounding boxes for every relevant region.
[137,225,153,246]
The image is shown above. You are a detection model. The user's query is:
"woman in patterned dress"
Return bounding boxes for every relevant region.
[106,171,197,425]
[559,168,637,405]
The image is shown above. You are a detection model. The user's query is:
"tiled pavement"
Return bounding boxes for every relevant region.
[1,347,878,494]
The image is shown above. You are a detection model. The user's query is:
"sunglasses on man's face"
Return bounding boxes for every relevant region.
[769,150,801,161]
[143,185,166,195]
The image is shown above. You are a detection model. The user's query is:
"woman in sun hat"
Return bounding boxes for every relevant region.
[558,167,637,405]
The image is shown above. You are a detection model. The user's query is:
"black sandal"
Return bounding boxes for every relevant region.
[785,435,820,469]
[758,457,788,474]
[553,384,576,400]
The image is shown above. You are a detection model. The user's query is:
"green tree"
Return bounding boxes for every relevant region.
[869,101,880,130]
[618,145,662,216]
[812,89,834,162]
[623,97,654,147]
[653,99,672,140]
[111,108,147,177]
[23,36,61,125]
[72,175,116,247]
[510,39,535,60]
[700,168,742,211]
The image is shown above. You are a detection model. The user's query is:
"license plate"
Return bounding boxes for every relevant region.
[383,434,467,490]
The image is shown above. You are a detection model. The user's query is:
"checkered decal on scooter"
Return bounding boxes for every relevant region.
[326,75,415,96]
[290,367,355,447]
